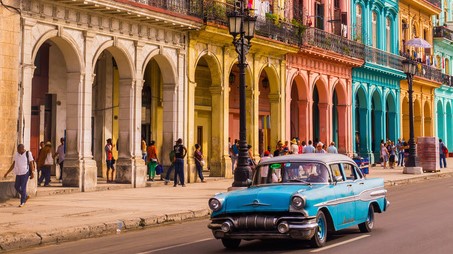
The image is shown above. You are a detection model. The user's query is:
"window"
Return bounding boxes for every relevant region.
[372,11,377,47]
[330,164,344,182]
[254,162,331,184]
[386,17,391,52]
[355,4,362,41]
[315,1,324,30]
[293,0,303,21]
[342,163,357,180]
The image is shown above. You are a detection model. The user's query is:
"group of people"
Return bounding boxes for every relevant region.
[140,138,206,187]
[379,138,449,169]
[228,137,338,174]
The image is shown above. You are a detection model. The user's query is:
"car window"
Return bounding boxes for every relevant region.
[330,164,344,182]
[342,163,357,181]
[254,162,330,185]
[354,165,364,179]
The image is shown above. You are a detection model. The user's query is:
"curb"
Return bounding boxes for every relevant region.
[384,171,453,187]
[0,209,211,252]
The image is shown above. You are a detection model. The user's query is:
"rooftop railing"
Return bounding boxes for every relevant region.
[365,46,403,70]
[131,0,203,18]
[302,27,365,59]
[415,62,443,83]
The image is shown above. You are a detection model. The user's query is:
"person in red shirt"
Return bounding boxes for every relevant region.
[105,139,115,183]
[146,140,158,181]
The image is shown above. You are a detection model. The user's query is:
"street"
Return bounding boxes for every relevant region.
[16,177,453,254]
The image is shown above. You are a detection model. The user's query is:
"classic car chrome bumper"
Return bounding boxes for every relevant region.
[208,215,318,240]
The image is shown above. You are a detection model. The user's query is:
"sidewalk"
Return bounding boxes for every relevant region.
[1,159,453,252]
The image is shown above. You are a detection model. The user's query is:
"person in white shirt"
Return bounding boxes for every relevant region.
[303,140,316,153]
[290,139,299,154]
[54,138,65,182]
[3,144,35,207]
[327,142,338,154]
[314,142,326,153]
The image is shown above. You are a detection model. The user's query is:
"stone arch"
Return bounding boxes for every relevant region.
[332,79,348,152]
[437,100,445,141]
[312,76,329,143]
[385,91,397,141]
[354,85,368,155]
[32,29,83,73]
[142,49,177,85]
[424,100,432,136]
[289,73,309,142]
[446,101,453,148]
[371,89,383,158]
[258,64,280,94]
[92,40,134,79]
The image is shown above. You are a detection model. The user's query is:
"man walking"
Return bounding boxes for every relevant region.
[303,140,316,153]
[439,139,448,168]
[327,142,338,153]
[173,138,187,187]
[3,144,35,207]
[396,138,404,167]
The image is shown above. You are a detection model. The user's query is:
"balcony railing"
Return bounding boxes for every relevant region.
[302,27,365,59]
[255,20,301,46]
[365,46,403,70]
[424,0,441,8]
[130,0,203,18]
[433,26,453,41]
[414,62,443,83]
[442,74,453,86]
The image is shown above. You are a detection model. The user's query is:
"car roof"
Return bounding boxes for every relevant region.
[257,153,355,165]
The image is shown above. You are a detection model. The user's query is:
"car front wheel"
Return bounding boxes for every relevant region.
[358,205,375,233]
[310,210,327,248]
[221,238,241,249]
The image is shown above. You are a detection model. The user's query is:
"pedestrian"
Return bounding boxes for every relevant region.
[380,142,389,169]
[173,138,187,187]
[146,140,158,182]
[54,138,65,182]
[314,142,326,153]
[290,139,299,154]
[230,139,239,174]
[297,139,303,154]
[141,137,147,162]
[164,149,175,185]
[396,138,404,167]
[193,144,206,183]
[37,141,53,187]
[3,144,35,207]
[388,141,396,169]
[105,138,115,183]
[301,140,306,154]
[355,132,360,153]
[327,142,338,153]
[303,140,316,153]
[37,141,45,179]
[439,139,448,168]
[273,141,283,157]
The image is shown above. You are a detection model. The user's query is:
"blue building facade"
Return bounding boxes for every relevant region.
[351,0,405,162]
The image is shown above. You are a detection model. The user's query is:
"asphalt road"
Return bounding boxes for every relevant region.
[17,177,453,254]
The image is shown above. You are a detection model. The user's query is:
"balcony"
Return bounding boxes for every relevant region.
[433,26,453,41]
[442,73,453,87]
[424,0,441,8]
[365,46,403,70]
[415,62,443,83]
[302,27,365,59]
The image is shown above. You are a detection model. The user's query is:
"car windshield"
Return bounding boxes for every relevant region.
[253,162,330,185]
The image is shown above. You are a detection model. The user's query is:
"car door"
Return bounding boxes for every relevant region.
[352,165,369,221]
[330,163,356,229]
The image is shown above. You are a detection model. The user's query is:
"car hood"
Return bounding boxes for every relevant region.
[219,184,325,214]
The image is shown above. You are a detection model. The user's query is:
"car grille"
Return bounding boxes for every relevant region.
[236,215,278,230]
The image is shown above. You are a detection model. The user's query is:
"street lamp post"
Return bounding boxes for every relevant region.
[227,1,256,187]
[402,59,422,173]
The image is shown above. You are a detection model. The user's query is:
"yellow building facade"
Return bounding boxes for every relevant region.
[186,1,298,179]
[399,0,442,140]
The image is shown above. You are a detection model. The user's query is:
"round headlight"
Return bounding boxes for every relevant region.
[209,198,222,211]
[291,196,305,209]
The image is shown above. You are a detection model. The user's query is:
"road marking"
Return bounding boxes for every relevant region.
[310,234,370,253]
[136,238,214,254]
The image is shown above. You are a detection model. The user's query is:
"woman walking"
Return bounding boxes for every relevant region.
[193,144,206,183]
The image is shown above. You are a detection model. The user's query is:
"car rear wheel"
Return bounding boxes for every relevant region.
[358,205,375,233]
[310,210,327,248]
[221,238,241,249]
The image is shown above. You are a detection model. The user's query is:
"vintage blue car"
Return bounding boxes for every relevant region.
[208,153,389,249]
